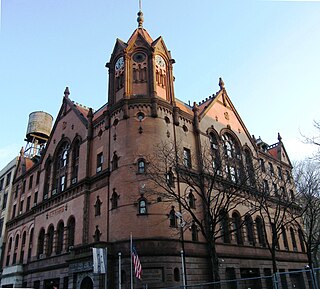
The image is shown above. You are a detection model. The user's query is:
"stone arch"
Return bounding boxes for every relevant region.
[80,276,93,289]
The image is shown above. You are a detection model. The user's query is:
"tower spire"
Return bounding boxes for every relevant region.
[137,0,144,28]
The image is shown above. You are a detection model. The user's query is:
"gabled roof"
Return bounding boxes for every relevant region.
[127,27,153,45]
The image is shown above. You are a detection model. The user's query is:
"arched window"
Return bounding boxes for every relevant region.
[137,159,146,174]
[290,227,297,251]
[232,212,243,245]
[14,234,19,249]
[112,152,119,171]
[111,189,119,209]
[28,228,34,260]
[244,149,255,186]
[220,210,230,243]
[71,138,81,183]
[281,226,289,250]
[191,221,198,242]
[169,206,177,228]
[43,158,52,200]
[56,221,64,254]
[47,225,54,256]
[298,228,306,252]
[209,132,221,171]
[245,215,255,246]
[94,196,102,216]
[222,133,242,183]
[256,216,266,247]
[138,198,147,215]
[174,267,180,282]
[188,190,196,209]
[67,217,75,249]
[37,228,45,258]
[54,141,70,194]
[8,237,12,251]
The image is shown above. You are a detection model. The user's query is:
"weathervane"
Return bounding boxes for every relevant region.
[137,0,144,28]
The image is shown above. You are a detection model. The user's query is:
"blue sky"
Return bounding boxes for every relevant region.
[0,0,319,169]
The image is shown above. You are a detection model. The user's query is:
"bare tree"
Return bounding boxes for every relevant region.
[253,165,303,273]
[145,140,257,283]
[294,160,320,268]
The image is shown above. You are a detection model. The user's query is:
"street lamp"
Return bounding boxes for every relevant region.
[175,211,187,289]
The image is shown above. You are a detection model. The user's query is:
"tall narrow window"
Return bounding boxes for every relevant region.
[269,163,274,176]
[263,180,269,194]
[94,196,102,216]
[96,152,103,173]
[29,175,33,190]
[6,172,11,187]
[54,142,69,194]
[47,225,54,257]
[222,133,242,183]
[244,149,255,186]
[19,200,24,214]
[12,204,16,218]
[277,166,283,180]
[37,229,45,258]
[245,215,255,246]
[56,222,64,254]
[183,148,192,168]
[71,139,80,183]
[220,210,230,243]
[26,196,31,211]
[36,171,40,185]
[209,132,221,171]
[28,228,34,260]
[281,226,289,250]
[286,170,292,184]
[20,231,26,264]
[67,217,75,249]
[0,178,4,191]
[259,158,265,173]
[290,227,297,251]
[298,228,306,252]
[43,158,52,200]
[232,212,243,245]
[2,193,8,209]
[22,180,26,194]
[256,216,266,247]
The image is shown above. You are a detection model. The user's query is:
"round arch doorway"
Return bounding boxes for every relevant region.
[80,276,93,289]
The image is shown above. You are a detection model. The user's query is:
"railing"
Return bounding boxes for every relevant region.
[160,267,320,289]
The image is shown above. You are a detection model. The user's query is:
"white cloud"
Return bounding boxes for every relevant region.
[284,137,318,162]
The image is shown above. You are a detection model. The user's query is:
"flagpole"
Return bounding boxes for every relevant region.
[118,252,122,289]
[130,233,133,289]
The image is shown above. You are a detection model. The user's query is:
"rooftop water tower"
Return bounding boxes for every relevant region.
[24,111,53,160]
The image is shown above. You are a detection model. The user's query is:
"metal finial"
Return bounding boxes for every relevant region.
[219,77,225,90]
[64,87,70,98]
[278,132,282,142]
[137,0,144,28]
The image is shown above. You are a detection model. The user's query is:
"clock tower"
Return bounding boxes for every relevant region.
[106,8,176,112]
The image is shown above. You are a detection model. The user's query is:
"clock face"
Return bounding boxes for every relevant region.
[115,57,124,71]
[133,52,146,63]
[155,55,166,69]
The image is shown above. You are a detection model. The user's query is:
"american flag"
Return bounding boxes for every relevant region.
[131,246,142,280]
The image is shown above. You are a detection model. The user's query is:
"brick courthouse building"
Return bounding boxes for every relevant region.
[1,9,307,289]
